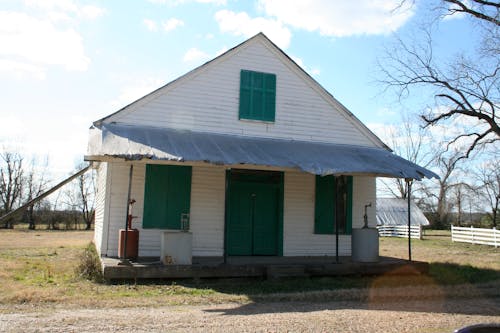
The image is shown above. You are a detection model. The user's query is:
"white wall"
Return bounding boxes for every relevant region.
[102,162,376,258]
[93,162,108,254]
[352,176,377,229]
[106,39,379,148]
[283,174,376,256]
[103,162,226,257]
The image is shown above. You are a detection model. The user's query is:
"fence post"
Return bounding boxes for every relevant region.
[471,225,474,244]
[494,227,498,248]
[451,225,455,242]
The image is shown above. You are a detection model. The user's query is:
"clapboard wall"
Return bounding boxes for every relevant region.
[103,35,382,148]
[96,161,376,258]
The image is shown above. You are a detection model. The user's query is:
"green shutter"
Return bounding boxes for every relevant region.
[263,73,276,121]
[314,175,335,234]
[143,164,192,229]
[239,70,276,122]
[239,70,252,120]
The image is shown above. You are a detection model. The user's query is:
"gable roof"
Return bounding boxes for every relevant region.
[87,33,439,180]
[93,33,389,150]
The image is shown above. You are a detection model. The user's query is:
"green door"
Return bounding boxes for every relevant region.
[227,171,282,256]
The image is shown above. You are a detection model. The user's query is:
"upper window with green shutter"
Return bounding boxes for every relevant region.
[239,69,276,122]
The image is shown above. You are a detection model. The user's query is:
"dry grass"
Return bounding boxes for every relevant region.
[0,229,499,332]
[380,230,500,270]
[0,229,499,312]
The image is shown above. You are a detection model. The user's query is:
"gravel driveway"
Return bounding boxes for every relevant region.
[2,297,499,333]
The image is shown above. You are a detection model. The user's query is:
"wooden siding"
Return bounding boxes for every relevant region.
[93,162,108,255]
[283,172,350,256]
[104,162,226,257]
[103,162,376,258]
[190,166,225,256]
[106,40,380,148]
[352,176,377,229]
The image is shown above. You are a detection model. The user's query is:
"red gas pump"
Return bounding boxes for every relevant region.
[118,199,139,259]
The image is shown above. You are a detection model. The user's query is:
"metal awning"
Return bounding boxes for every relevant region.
[87,123,438,180]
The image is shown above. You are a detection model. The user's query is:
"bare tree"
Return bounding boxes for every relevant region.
[0,150,24,228]
[418,148,464,228]
[475,155,500,228]
[64,163,95,230]
[379,115,432,199]
[381,0,499,159]
[451,182,476,226]
[23,157,50,230]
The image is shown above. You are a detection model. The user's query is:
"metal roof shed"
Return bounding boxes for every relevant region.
[376,198,430,226]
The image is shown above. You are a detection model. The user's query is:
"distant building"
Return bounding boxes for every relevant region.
[376,198,430,227]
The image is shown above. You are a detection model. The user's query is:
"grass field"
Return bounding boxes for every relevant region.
[0,229,499,310]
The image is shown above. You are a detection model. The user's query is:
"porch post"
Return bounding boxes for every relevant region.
[406,178,413,262]
[122,164,134,260]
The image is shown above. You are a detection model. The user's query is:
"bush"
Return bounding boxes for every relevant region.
[75,242,104,282]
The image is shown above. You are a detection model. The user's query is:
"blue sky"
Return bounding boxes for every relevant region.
[0,0,479,180]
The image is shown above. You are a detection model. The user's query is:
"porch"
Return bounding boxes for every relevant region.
[101,256,429,281]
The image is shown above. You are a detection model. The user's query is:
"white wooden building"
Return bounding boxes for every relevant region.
[86,33,436,268]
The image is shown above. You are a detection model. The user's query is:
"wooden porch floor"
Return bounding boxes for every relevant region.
[101,256,429,281]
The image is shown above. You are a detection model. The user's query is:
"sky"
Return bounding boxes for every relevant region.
[0,0,480,182]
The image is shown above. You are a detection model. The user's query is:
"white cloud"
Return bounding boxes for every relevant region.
[79,5,105,20]
[110,77,165,110]
[215,10,292,49]
[215,46,228,56]
[310,68,321,76]
[183,47,210,62]
[0,11,90,71]
[148,0,226,5]
[144,18,158,31]
[291,55,321,76]
[258,0,414,37]
[162,18,184,32]
[0,59,46,80]
[24,0,105,21]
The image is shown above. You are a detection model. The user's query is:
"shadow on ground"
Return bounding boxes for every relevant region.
[119,262,500,317]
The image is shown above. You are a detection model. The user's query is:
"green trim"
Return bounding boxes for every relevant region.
[226,169,283,256]
[277,172,284,256]
[224,169,231,262]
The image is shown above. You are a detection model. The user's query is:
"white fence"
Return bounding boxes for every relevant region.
[377,225,422,239]
[451,226,499,248]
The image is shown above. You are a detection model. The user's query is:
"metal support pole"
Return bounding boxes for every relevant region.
[406,178,413,262]
[122,164,134,260]
[335,178,340,264]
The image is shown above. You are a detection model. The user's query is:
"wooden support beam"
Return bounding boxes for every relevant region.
[0,164,92,223]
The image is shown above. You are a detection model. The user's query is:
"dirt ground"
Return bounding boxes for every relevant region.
[1,230,499,332]
[1,297,499,333]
